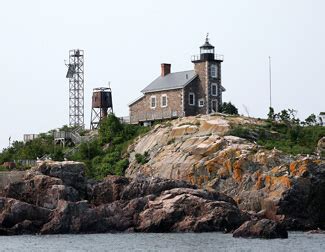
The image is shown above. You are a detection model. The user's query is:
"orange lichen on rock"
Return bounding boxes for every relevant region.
[255,173,264,190]
[271,176,292,189]
[290,160,310,177]
[187,173,196,185]
[279,176,291,188]
[205,160,216,174]
[289,162,297,174]
[233,160,244,182]
[218,167,230,178]
[224,159,232,172]
[297,165,309,177]
[196,176,204,187]
[264,175,272,188]
[271,166,280,174]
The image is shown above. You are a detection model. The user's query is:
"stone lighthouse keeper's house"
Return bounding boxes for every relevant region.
[129,36,225,124]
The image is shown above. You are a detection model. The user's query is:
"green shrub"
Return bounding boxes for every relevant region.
[220,102,239,115]
[0,166,8,171]
[135,152,149,165]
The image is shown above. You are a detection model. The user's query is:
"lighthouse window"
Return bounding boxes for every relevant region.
[211,83,218,96]
[150,96,156,109]
[210,64,218,78]
[189,92,195,106]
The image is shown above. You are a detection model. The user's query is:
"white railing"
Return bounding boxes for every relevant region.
[191,54,224,62]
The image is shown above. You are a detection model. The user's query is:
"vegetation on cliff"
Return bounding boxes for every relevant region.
[0,132,65,166]
[228,108,325,156]
[70,115,149,178]
[0,115,149,179]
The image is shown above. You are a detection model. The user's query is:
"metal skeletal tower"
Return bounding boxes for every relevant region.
[65,49,84,128]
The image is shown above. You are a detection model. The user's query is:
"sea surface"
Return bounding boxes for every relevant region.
[0,232,324,252]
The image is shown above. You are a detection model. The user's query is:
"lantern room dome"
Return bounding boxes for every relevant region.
[199,34,215,60]
[200,39,214,50]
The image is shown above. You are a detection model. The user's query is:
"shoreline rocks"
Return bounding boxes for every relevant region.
[233,219,288,239]
[0,161,248,235]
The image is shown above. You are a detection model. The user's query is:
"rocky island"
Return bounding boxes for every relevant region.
[0,114,324,238]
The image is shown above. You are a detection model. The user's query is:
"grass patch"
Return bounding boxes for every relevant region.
[227,121,325,155]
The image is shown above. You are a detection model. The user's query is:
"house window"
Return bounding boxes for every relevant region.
[150,96,156,109]
[189,92,195,106]
[161,94,167,107]
[210,64,218,78]
[198,98,205,107]
[211,83,218,96]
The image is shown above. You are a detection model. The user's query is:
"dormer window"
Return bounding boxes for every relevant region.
[189,92,195,106]
[211,64,218,78]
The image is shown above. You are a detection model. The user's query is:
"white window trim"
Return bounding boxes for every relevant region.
[211,83,218,96]
[210,64,218,78]
[150,95,156,109]
[198,98,205,107]
[161,94,168,108]
[189,92,195,106]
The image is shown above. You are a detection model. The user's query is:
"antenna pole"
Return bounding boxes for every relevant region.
[269,56,272,108]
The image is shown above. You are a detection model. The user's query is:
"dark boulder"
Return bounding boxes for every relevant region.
[120,175,196,200]
[233,219,288,239]
[277,161,325,230]
[137,188,246,232]
[0,197,51,234]
[87,176,129,205]
[35,161,87,196]
[3,174,80,209]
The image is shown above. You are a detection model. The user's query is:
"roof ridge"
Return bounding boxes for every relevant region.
[141,69,197,94]
[169,69,194,74]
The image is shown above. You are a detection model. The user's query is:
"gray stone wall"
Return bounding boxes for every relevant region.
[129,89,183,124]
[183,77,206,116]
[193,61,223,114]
[207,61,222,112]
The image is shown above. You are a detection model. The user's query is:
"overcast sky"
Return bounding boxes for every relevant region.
[0,0,324,150]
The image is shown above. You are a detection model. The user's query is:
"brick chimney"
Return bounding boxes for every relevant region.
[161,63,171,77]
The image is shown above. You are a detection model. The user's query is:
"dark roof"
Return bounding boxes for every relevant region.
[200,36,214,49]
[141,70,197,93]
[200,40,214,49]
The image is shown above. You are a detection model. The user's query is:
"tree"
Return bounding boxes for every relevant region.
[278,109,290,122]
[98,114,123,144]
[267,107,275,120]
[304,114,317,126]
[221,102,238,115]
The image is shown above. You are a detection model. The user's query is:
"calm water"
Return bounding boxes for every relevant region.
[0,232,324,252]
